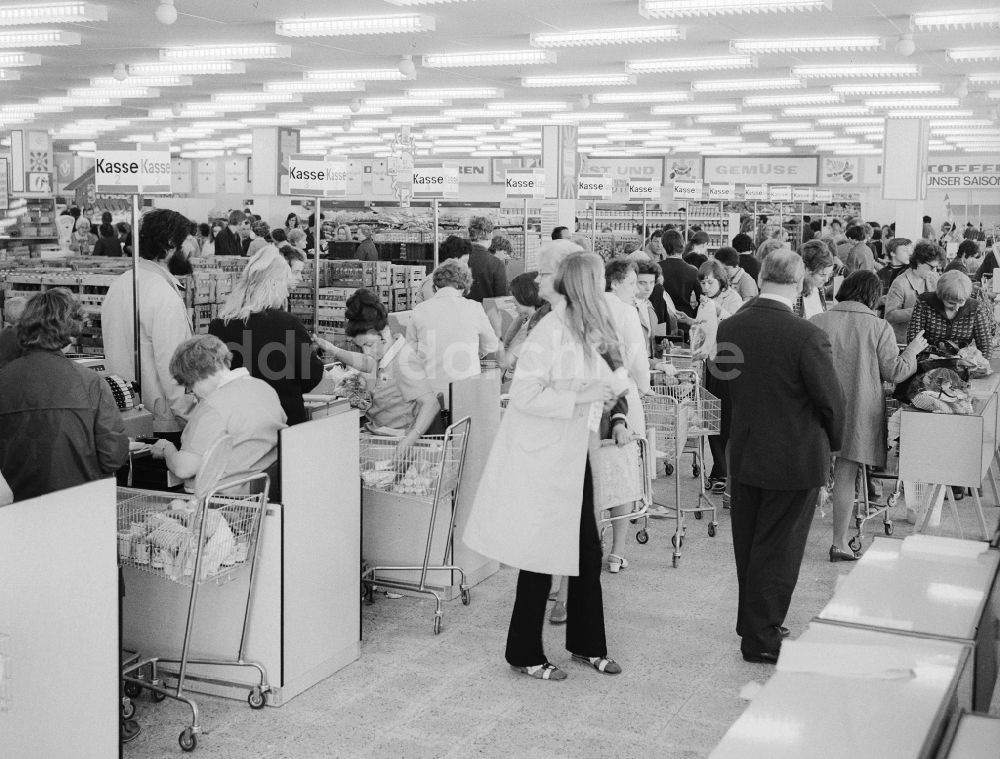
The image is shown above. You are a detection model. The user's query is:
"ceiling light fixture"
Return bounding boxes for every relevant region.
[947,47,1000,62]
[593,90,690,104]
[627,54,756,73]
[263,80,364,93]
[68,86,158,98]
[212,92,302,104]
[771,130,835,139]
[886,109,975,118]
[911,9,1000,30]
[831,82,942,95]
[384,0,478,5]
[0,68,21,80]
[405,87,503,98]
[422,49,555,67]
[0,29,80,48]
[0,51,40,66]
[783,105,871,116]
[865,97,960,109]
[968,72,1000,84]
[651,102,739,114]
[522,73,636,87]
[530,25,684,47]
[398,55,416,77]
[160,44,291,61]
[362,96,450,107]
[744,92,840,106]
[730,36,881,53]
[91,74,192,87]
[155,0,177,25]
[815,117,884,126]
[305,68,410,82]
[276,14,435,37]
[792,64,921,78]
[895,34,916,56]
[551,111,627,122]
[129,60,246,76]
[442,108,517,118]
[693,77,803,91]
[487,100,569,111]
[639,0,830,16]
[0,3,107,25]
[741,121,812,131]
[697,113,773,123]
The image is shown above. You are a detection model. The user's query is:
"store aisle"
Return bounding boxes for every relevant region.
[124,474,987,759]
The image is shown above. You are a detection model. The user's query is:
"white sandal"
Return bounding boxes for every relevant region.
[607,554,628,573]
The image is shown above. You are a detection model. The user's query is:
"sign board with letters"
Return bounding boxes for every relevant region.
[925,159,1000,190]
[708,183,735,201]
[792,187,814,202]
[627,177,660,200]
[411,163,460,199]
[577,173,613,200]
[94,142,172,195]
[703,155,819,186]
[672,179,703,201]
[504,169,546,199]
[744,184,768,201]
[813,188,833,203]
[286,153,347,197]
[769,185,793,202]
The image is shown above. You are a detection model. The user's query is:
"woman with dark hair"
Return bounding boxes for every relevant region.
[660,229,701,328]
[465,251,629,681]
[92,223,123,257]
[115,221,133,256]
[731,232,760,281]
[885,241,944,344]
[285,212,300,232]
[416,235,472,304]
[682,230,711,268]
[794,240,836,319]
[315,289,439,453]
[811,272,924,560]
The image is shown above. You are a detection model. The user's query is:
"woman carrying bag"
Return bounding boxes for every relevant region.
[464,251,631,681]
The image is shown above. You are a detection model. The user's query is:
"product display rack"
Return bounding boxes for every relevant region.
[0,196,60,258]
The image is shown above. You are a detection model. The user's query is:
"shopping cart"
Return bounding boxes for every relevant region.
[661,348,706,385]
[360,417,472,634]
[118,436,271,752]
[640,392,690,567]
[848,385,901,553]
[593,435,653,548]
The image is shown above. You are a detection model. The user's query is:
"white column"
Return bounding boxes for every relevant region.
[541,124,579,232]
[881,118,929,242]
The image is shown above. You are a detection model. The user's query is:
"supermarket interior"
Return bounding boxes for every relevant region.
[1,1,1000,758]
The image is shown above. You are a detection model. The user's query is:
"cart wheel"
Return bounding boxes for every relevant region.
[664,463,674,477]
[461,588,471,606]
[121,697,135,721]
[636,529,649,545]
[248,686,266,710]
[149,685,166,703]
[886,493,898,509]
[692,464,700,477]
[672,555,679,568]
[708,524,716,538]
[433,615,443,635]
[848,536,862,553]
[671,534,684,548]
[695,510,703,520]
[884,521,894,536]
[123,681,142,699]
[179,728,197,752]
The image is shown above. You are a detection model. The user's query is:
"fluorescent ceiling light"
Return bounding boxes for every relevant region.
[263,80,364,93]
[487,100,568,112]
[693,77,804,92]
[39,95,118,106]
[405,87,503,98]
[946,47,1000,62]
[783,105,871,116]
[0,51,39,66]
[522,73,636,87]
[627,55,756,73]
[362,96,449,107]
[795,137,857,145]
[90,75,192,87]
[931,123,998,131]
[816,117,883,126]
[771,130,835,139]
[423,49,555,67]
[149,104,261,117]
[832,82,942,95]
[731,36,880,53]
[741,121,812,131]
[968,72,1000,84]
[531,25,684,47]
[865,98,960,109]
[834,146,881,154]
[988,90,1000,100]
[212,92,302,104]
[886,109,974,118]
[639,0,830,17]
[844,126,884,134]
[160,44,290,61]
[385,0,478,5]
[0,3,107,25]
[551,111,627,121]
[697,113,773,123]
[129,61,246,76]
[311,105,385,115]
[0,68,20,80]
[792,64,921,78]
[276,14,434,37]
[67,86,158,98]
[442,108,516,118]
[651,103,739,114]
[385,114,453,124]
[744,93,840,106]
[912,9,1000,30]
[592,90,690,104]
[305,68,409,81]
[0,29,80,47]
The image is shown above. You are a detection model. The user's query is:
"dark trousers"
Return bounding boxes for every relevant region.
[730,482,817,657]
[505,461,607,667]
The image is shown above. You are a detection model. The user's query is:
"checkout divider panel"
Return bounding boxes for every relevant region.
[0,478,119,759]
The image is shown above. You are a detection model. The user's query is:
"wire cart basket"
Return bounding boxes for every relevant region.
[640,392,689,567]
[360,417,473,635]
[118,438,271,752]
[593,435,653,548]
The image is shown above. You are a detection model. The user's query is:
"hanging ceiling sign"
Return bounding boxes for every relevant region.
[792,187,814,202]
[708,183,735,201]
[672,179,703,201]
[94,142,172,195]
[925,159,1000,189]
[411,163,460,199]
[581,156,664,184]
[504,169,546,199]
[769,185,793,202]
[286,153,347,197]
[703,155,819,186]
[577,173,613,200]
[814,188,834,202]
[744,184,768,201]
[627,177,660,200]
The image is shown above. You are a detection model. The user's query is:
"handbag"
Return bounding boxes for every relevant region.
[590,439,645,511]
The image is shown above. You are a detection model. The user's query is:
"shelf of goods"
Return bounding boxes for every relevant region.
[578,203,740,257]
[0,197,60,258]
[735,200,863,248]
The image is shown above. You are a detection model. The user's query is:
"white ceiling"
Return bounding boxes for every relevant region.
[1,0,998,158]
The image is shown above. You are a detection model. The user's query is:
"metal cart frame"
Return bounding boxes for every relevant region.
[118,470,271,752]
[640,392,689,567]
[594,435,653,548]
[361,417,473,634]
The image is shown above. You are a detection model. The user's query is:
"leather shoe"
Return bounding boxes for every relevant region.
[780,626,790,638]
[829,545,859,562]
[742,651,779,664]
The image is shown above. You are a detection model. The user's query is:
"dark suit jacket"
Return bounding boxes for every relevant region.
[214,227,242,257]
[660,257,701,318]
[715,297,844,491]
[738,253,761,283]
[467,244,508,302]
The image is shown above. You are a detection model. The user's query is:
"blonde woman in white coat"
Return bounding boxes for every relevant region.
[464,251,630,681]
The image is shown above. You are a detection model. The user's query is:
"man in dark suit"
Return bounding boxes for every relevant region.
[714,249,844,664]
[213,209,245,257]
[466,216,508,302]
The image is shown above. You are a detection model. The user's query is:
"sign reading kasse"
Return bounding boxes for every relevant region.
[504,169,546,199]
[95,142,171,195]
[287,154,347,197]
[411,164,460,199]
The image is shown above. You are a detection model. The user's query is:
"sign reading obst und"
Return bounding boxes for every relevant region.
[286,154,348,197]
[94,143,171,194]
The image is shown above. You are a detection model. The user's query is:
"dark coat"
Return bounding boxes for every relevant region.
[467,244,508,302]
[213,227,243,258]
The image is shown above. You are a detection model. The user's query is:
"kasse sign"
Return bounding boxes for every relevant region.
[504,170,545,198]
[286,154,347,197]
[94,143,172,195]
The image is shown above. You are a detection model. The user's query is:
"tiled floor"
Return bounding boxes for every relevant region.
[125,474,997,759]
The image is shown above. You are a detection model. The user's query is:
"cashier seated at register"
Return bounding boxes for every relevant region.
[312,289,439,453]
[150,335,286,494]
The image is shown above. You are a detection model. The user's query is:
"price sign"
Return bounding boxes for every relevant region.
[792,187,814,202]
[672,179,703,201]
[814,188,833,203]
[627,177,660,200]
[504,169,546,199]
[708,183,735,201]
[95,142,172,195]
[286,154,347,197]
[769,185,793,202]
[744,184,768,201]
[577,174,613,200]
[411,163,460,199]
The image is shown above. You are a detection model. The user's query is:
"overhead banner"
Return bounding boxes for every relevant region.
[925,159,1000,190]
[703,155,819,186]
[821,156,859,185]
[94,142,172,195]
[627,177,660,200]
[286,153,348,197]
[454,157,491,184]
[673,179,703,201]
[744,184,768,201]
[504,169,546,199]
[708,183,735,201]
[411,163,460,199]
[577,173,613,200]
